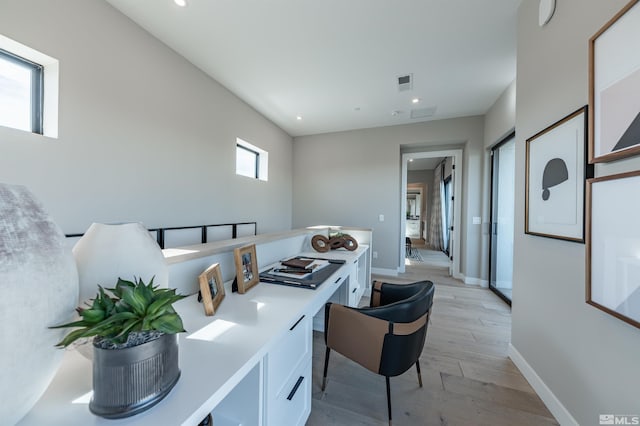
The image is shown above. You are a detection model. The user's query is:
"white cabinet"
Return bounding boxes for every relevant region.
[266,314,312,426]
[406,219,421,238]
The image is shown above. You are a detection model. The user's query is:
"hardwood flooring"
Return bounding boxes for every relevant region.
[306,260,558,426]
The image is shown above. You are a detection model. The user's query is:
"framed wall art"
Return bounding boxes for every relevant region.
[526,106,592,242]
[586,170,640,329]
[233,244,259,294]
[198,263,225,316]
[589,0,640,163]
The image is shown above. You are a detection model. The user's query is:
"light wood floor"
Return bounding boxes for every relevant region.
[306,259,558,426]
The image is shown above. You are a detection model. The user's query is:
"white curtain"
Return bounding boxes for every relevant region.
[429,163,445,251]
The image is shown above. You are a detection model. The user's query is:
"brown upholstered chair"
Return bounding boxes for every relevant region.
[322,280,435,426]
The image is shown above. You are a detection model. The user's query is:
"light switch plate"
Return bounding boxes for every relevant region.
[473,216,481,225]
[379,214,384,222]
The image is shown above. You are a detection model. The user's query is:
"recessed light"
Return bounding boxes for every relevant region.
[174,0,187,7]
[409,159,414,162]
[296,115,303,121]
[412,97,420,104]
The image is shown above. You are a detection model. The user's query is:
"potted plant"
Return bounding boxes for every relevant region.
[52,277,186,419]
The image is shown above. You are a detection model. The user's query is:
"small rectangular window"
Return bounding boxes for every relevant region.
[236,144,259,179]
[236,138,268,181]
[0,48,43,134]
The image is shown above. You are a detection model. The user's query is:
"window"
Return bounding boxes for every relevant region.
[0,34,58,138]
[0,48,43,134]
[236,144,259,178]
[236,138,268,181]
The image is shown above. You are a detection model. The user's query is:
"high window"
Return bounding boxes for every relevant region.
[236,138,268,181]
[0,48,43,134]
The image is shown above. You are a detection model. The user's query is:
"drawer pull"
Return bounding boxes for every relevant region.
[352,287,357,294]
[334,277,341,284]
[287,376,305,401]
[289,315,305,331]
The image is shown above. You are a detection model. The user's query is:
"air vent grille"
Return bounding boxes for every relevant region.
[397,74,412,92]
[410,106,437,119]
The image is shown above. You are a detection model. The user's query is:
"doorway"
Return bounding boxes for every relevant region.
[400,149,462,277]
[489,133,515,303]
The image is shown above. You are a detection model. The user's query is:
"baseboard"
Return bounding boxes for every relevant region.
[466,277,488,287]
[508,344,578,426]
[457,273,488,287]
[371,267,398,276]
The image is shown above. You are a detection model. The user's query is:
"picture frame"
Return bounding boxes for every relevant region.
[588,0,640,163]
[233,244,259,294]
[525,106,592,242]
[586,170,640,329]
[198,263,225,316]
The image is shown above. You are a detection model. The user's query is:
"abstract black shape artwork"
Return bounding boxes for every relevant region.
[612,112,640,152]
[541,158,568,201]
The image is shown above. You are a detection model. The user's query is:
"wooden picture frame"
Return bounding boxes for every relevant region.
[525,106,592,242]
[588,0,640,163]
[198,263,225,316]
[233,244,259,294]
[586,170,640,329]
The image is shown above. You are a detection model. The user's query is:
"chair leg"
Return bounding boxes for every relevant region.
[322,347,331,391]
[416,360,423,388]
[386,376,392,426]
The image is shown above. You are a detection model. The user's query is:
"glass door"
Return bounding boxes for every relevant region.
[489,134,515,304]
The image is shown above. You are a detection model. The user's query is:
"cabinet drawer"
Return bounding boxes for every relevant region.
[268,314,311,395]
[267,358,311,426]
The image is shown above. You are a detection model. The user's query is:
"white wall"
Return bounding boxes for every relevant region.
[514,0,640,423]
[0,0,293,235]
[292,116,485,279]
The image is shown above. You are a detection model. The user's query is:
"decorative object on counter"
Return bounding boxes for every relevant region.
[73,222,169,304]
[0,183,79,426]
[232,244,260,293]
[311,233,358,252]
[51,277,186,419]
[589,0,640,163]
[525,106,591,242]
[198,263,225,316]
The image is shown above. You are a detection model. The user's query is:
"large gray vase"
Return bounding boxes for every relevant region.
[0,184,79,425]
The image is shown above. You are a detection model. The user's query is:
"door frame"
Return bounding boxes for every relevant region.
[488,132,515,305]
[400,149,463,279]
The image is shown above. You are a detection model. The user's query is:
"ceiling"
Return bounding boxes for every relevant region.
[408,157,444,171]
[106,0,520,137]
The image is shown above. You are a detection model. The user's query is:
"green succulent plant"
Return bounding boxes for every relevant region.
[51,277,186,348]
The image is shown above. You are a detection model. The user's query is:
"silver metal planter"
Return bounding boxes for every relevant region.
[90,333,180,419]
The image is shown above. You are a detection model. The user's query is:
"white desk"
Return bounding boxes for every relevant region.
[18,247,369,426]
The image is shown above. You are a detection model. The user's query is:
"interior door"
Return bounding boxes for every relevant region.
[489,134,515,303]
[445,160,455,276]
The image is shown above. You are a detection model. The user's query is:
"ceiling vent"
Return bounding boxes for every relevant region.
[397,74,413,92]
[410,106,437,119]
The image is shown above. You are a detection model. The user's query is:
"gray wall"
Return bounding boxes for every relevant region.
[515,0,640,423]
[481,82,517,282]
[292,116,485,279]
[0,0,293,235]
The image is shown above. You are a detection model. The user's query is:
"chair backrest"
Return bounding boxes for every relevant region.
[365,282,435,377]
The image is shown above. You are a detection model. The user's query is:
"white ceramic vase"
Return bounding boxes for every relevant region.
[73,222,168,304]
[0,184,79,425]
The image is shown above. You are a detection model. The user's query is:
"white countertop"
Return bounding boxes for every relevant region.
[18,250,362,426]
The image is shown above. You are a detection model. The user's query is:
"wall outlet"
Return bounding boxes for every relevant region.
[373,251,378,259]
